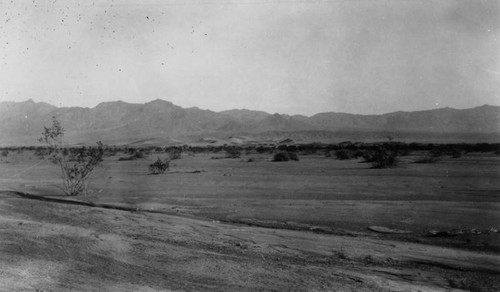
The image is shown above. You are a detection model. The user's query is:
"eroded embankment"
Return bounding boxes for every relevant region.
[0,190,499,291]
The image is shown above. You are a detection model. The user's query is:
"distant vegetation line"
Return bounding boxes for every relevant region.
[3,141,499,157]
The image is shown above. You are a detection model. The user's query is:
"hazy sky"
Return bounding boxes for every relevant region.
[0,0,499,115]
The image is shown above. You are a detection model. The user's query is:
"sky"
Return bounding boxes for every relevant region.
[0,0,499,116]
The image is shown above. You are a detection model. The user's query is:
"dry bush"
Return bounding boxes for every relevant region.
[168,148,182,160]
[225,147,241,159]
[118,150,145,161]
[366,146,399,168]
[34,147,48,158]
[334,149,356,160]
[39,117,103,196]
[149,157,170,174]
[273,151,299,162]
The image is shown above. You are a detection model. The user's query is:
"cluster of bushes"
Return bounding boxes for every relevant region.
[272,151,299,162]
[315,141,500,167]
[4,141,499,159]
[103,147,119,157]
[326,144,399,168]
[4,138,500,169]
[225,146,241,159]
[414,149,444,164]
[16,141,492,159]
[365,146,399,168]
[118,150,146,161]
[322,141,499,156]
[255,145,271,154]
[189,144,275,155]
[332,149,364,160]
[166,147,182,160]
[34,147,49,158]
[60,146,104,162]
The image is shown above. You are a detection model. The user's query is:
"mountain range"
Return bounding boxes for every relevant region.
[0,99,499,146]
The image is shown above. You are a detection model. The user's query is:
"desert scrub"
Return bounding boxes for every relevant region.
[39,117,104,196]
[361,150,376,163]
[34,147,48,158]
[118,150,145,161]
[334,149,360,160]
[167,147,182,160]
[149,157,170,174]
[273,151,299,162]
[366,146,399,168]
[225,146,242,159]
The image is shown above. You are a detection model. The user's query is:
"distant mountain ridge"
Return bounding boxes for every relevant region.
[0,99,499,146]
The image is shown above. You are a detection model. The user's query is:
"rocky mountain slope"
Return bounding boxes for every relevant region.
[0,99,499,145]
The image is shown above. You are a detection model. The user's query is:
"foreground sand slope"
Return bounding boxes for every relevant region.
[0,191,498,291]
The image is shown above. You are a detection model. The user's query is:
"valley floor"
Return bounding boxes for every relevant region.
[0,151,499,291]
[1,191,499,291]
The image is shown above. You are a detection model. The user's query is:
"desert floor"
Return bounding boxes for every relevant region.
[0,151,499,291]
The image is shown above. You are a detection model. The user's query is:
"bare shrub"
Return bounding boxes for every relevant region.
[39,117,103,196]
[149,157,170,174]
[1,149,8,157]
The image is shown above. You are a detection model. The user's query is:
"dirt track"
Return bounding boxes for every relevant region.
[1,191,499,291]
